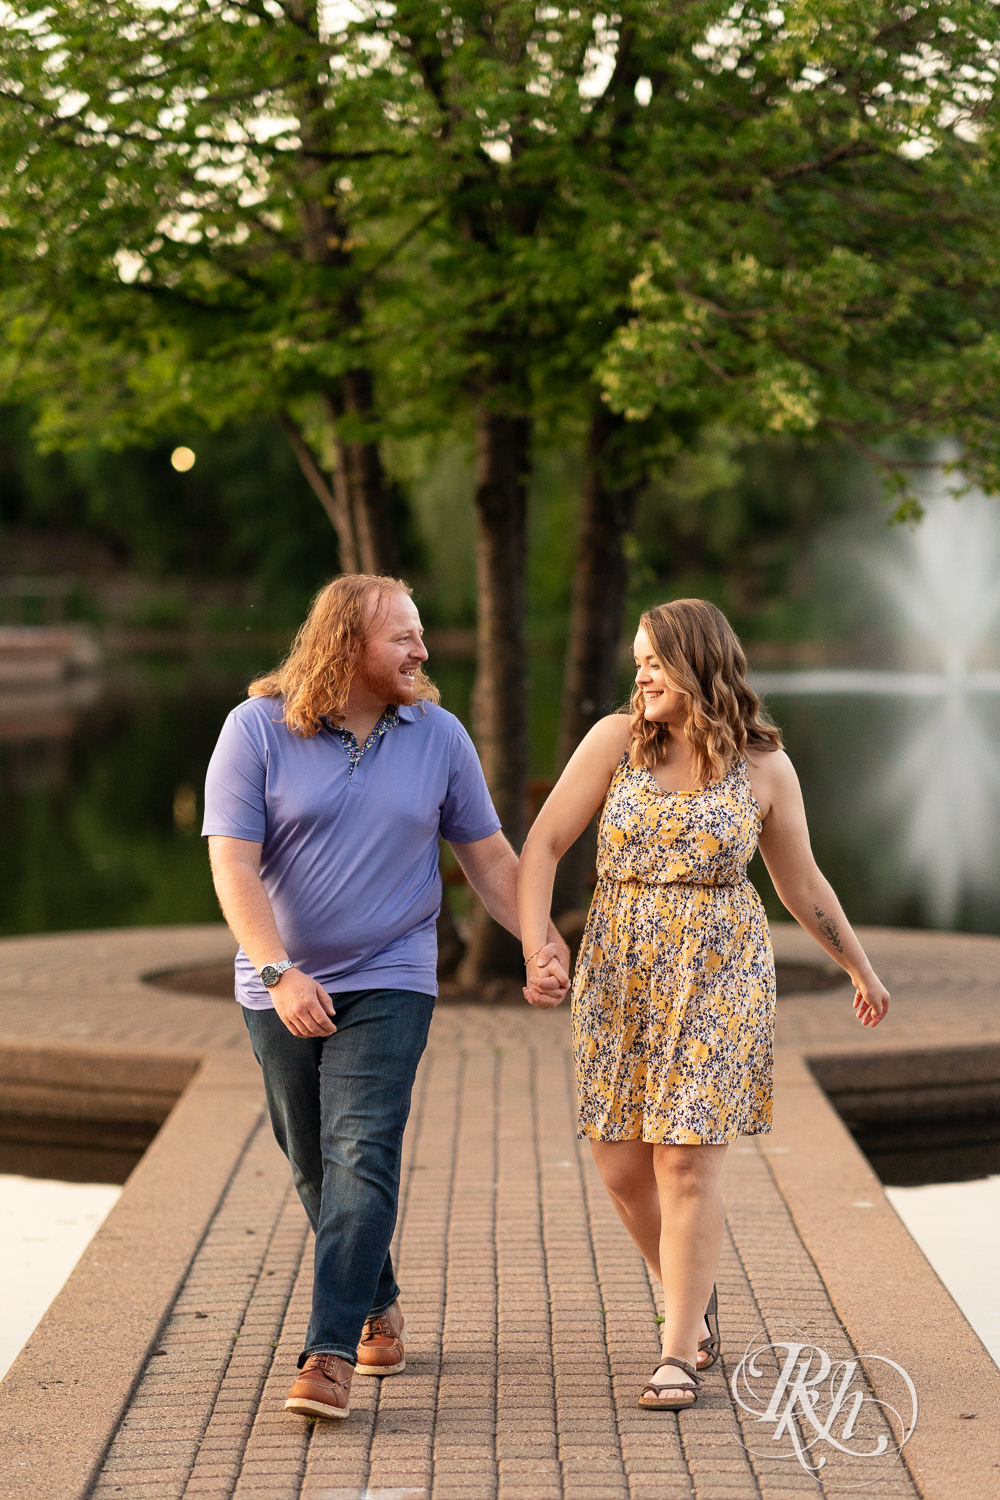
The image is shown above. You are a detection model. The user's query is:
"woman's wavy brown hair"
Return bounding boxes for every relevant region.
[248,573,439,736]
[629,599,782,784]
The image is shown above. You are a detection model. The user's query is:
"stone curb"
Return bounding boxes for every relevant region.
[0,1048,265,1500]
[767,1048,1000,1497]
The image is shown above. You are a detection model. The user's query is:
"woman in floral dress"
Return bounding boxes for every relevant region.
[517,599,889,1410]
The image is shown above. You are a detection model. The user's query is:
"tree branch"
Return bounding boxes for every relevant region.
[768,138,882,185]
[355,201,446,284]
[818,419,943,471]
[279,408,351,540]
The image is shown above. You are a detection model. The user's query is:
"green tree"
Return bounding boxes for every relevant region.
[597,2,1000,509]
[0,0,414,571]
[6,0,1000,963]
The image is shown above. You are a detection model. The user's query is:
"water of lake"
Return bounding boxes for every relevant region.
[0,1175,121,1380]
[1,649,997,938]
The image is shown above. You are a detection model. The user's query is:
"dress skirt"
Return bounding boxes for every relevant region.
[571,871,775,1145]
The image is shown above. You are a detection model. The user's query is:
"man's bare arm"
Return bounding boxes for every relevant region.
[207,835,336,1038]
[449,831,570,992]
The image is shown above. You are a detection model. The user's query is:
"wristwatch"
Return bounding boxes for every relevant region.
[259,960,295,988]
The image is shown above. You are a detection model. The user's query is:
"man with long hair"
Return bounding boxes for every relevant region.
[203,574,569,1420]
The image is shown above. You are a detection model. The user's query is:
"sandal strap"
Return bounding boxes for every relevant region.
[650,1356,701,1386]
[699,1284,720,1355]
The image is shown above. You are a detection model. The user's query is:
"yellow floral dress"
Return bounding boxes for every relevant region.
[571,753,775,1144]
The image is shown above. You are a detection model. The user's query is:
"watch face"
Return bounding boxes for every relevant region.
[260,965,281,987]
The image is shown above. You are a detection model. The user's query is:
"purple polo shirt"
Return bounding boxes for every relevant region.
[202,696,500,1008]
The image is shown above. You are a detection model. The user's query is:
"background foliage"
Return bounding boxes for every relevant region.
[4,1,1000,962]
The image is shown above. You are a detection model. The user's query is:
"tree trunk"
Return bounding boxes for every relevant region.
[282,393,397,576]
[322,378,399,576]
[288,34,399,579]
[552,404,642,915]
[459,405,532,983]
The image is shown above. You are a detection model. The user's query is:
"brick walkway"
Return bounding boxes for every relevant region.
[86,1003,918,1500]
[4,923,1000,1499]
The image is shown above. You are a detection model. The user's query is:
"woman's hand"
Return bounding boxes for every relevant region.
[852,973,889,1027]
[523,942,570,1009]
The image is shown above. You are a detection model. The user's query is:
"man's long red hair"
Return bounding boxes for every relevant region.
[248,574,439,736]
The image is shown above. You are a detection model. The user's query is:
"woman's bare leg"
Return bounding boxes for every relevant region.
[588,1139,715,1368]
[588,1138,661,1276]
[649,1142,728,1399]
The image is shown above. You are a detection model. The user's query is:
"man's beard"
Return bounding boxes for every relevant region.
[354,655,418,706]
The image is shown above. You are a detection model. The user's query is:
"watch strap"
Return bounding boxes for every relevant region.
[260,959,295,987]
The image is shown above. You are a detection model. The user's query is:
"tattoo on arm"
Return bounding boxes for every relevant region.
[814,905,844,953]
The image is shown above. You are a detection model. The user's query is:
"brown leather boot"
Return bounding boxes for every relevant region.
[284,1353,354,1418]
[355,1299,406,1376]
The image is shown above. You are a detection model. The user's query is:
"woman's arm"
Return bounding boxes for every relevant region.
[751,751,889,1027]
[517,714,631,1007]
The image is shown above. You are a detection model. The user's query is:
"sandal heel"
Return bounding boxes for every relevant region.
[698,1284,721,1371]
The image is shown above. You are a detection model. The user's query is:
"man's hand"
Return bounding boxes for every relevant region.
[271,969,338,1038]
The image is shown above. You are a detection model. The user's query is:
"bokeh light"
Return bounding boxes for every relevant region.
[170,446,196,472]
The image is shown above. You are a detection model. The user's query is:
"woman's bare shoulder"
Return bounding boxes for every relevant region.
[745,745,799,813]
[568,713,632,771]
[746,743,793,773]
[592,712,632,746]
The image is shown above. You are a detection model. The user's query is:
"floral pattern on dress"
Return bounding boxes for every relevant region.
[571,755,776,1145]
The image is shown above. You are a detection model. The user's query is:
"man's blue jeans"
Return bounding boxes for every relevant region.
[244,988,434,1367]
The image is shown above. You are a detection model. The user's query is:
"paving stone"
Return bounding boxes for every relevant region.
[32,981,941,1500]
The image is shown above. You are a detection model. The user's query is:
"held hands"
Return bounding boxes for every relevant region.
[852,972,889,1028]
[523,940,571,1009]
[271,968,337,1037]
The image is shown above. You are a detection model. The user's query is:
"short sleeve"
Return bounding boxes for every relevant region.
[439,718,502,844]
[202,704,268,842]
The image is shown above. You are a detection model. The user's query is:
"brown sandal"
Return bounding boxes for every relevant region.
[638,1356,702,1410]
